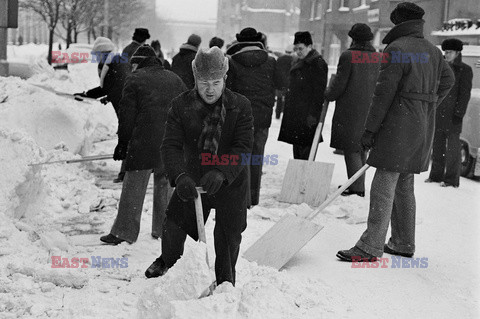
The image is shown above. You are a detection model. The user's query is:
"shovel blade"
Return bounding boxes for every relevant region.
[243,214,323,270]
[279,159,334,206]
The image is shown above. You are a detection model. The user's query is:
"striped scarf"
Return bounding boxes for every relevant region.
[198,97,226,155]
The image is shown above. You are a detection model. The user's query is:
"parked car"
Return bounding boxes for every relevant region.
[460,88,480,179]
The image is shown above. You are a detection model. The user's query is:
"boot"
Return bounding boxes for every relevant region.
[145,257,169,278]
[100,233,125,245]
[336,246,377,262]
[383,244,413,258]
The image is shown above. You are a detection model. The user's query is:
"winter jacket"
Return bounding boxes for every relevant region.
[326,42,380,152]
[161,88,254,188]
[171,44,198,90]
[275,53,294,90]
[435,53,473,134]
[117,57,187,171]
[278,49,328,146]
[122,41,142,63]
[226,42,279,129]
[365,20,455,173]
[85,55,130,116]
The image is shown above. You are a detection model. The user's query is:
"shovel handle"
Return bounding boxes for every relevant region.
[194,187,207,243]
[29,154,113,166]
[306,164,370,221]
[308,100,330,162]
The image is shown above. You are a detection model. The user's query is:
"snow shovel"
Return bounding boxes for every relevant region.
[244,164,370,270]
[195,187,216,298]
[29,154,113,166]
[278,100,335,206]
[29,83,96,103]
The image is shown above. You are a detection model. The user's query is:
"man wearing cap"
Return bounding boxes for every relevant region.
[209,36,225,49]
[426,38,473,188]
[278,31,328,159]
[337,2,455,262]
[326,23,380,197]
[100,45,187,245]
[172,34,202,89]
[74,37,131,183]
[226,27,280,206]
[122,28,151,63]
[145,47,254,286]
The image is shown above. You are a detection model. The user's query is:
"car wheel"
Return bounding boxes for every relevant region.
[460,140,473,177]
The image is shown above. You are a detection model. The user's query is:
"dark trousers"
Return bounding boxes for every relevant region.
[111,169,172,243]
[250,127,269,206]
[429,130,461,186]
[275,90,286,119]
[344,150,367,192]
[161,190,247,286]
[293,144,312,160]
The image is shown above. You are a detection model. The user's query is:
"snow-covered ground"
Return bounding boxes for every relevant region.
[0,60,479,318]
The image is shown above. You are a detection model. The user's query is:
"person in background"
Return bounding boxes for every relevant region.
[278,31,328,160]
[122,28,150,63]
[172,34,202,89]
[209,36,225,49]
[337,2,454,262]
[145,47,254,287]
[426,38,473,188]
[226,27,280,206]
[325,23,380,197]
[74,37,130,183]
[100,45,187,245]
[151,40,171,70]
[274,44,295,119]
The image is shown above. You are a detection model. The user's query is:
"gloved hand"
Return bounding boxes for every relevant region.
[200,169,226,195]
[306,115,317,128]
[113,143,128,161]
[100,96,110,105]
[74,92,87,98]
[361,130,375,150]
[176,174,198,202]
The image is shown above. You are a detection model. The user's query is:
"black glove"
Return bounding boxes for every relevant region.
[113,143,128,161]
[74,92,87,98]
[200,169,226,195]
[361,130,375,150]
[100,97,110,105]
[176,174,198,202]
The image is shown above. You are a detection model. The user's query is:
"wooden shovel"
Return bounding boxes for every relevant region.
[244,164,370,270]
[29,154,113,166]
[278,100,335,206]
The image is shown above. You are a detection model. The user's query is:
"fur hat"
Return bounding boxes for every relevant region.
[187,34,202,48]
[348,23,374,41]
[209,36,225,49]
[390,2,425,25]
[236,27,262,43]
[92,37,115,52]
[441,38,463,51]
[133,28,150,42]
[131,44,157,64]
[192,47,229,81]
[294,31,313,46]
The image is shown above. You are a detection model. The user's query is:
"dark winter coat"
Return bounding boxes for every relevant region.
[278,49,328,146]
[117,57,187,171]
[161,88,254,191]
[326,43,380,152]
[85,55,130,116]
[435,54,473,134]
[274,53,294,90]
[226,42,279,129]
[171,44,198,90]
[122,41,142,63]
[365,20,455,173]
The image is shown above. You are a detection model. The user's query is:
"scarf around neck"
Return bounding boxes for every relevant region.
[197,94,226,155]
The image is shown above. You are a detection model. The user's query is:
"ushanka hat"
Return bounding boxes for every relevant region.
[293,31,313,46]
[390,2,425,25]
[236,27,262,42]
[441,38,463,51]
[131,44,157,64]
[192,47,229,81]
[348,23,374,41]
[133,28,151,42]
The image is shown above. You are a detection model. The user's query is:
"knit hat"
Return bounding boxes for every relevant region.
[294,31,313,46]
[132,28,150,42]
[441,38,463,51]
[348,23,374,41]
[131,44,157,64]
[192,47,229,81]
[236,27,262,42]
[390,2,425,25]
[187,34,202,48]
[209,36,225,49]
[92,37,115,52]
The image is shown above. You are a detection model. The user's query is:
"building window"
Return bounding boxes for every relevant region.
[310,0,316,20]
[339,0,350,11]
[327,0,333,12]
[353,0,369,11]
[315,1,323,19]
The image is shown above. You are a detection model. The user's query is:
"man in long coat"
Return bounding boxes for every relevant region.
[426,38,473,188]
[278,31,328,159]
[100,45,187,245]
[337,2,454,261]
[145,47,254,286]
[326,23,380,197]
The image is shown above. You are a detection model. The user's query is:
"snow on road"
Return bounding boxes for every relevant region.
[0,61,478,318]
